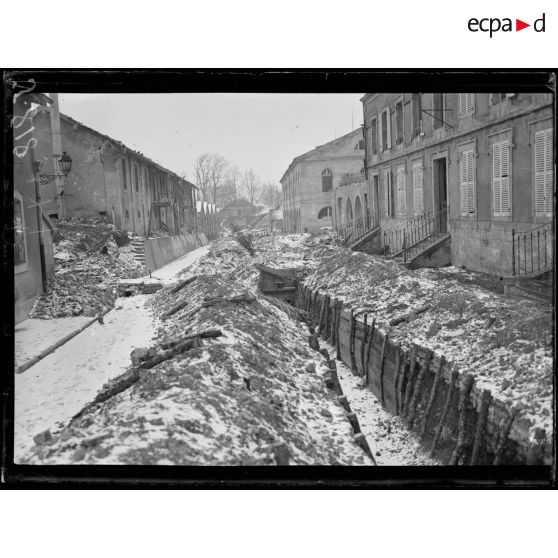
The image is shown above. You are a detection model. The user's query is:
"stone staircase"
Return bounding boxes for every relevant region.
[391,232,451,267]
[349,225,381,252]
[130,237,146,269]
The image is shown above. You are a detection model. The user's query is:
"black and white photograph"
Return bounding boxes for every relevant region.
[5,72,554,477]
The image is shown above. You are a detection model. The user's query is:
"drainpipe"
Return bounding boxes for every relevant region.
[32,154,49,293]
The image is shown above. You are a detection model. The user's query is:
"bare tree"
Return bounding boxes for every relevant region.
[242,168,263,206]
[193,153,229,205]
[260,182,282,208]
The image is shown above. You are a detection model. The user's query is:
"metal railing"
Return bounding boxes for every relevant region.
[337,213,378,245]
[383,208,447,261]
[512,222,553,277]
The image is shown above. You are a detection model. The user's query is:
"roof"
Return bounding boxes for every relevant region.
[222,198,255,209]
[280,128,364,183]
[40,111,197,190]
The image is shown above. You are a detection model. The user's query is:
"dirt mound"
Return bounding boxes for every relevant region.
[30,218,144,319]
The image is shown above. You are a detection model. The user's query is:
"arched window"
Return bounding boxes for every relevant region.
[321,168,332,192]
[317,206,332,219]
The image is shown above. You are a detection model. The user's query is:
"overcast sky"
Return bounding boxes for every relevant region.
[58,93,364,184]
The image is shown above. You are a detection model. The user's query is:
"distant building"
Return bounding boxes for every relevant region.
[217,198,257,230]
[13,93,56,324]
[357,92,554,277]
[281,128,365,233]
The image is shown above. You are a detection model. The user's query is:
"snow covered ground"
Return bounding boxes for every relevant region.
[15,316,93,371]
[14,245,210,462]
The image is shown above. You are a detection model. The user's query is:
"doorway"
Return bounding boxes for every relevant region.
[433,157,448,232]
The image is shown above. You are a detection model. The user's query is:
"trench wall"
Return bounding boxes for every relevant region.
[296,284,551,465]
[144,233,207,273]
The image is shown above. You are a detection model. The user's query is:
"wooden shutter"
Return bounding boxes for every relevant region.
[397,167,406,215]
[413,162,423,214]
[466,94,474,116]
[466,151,476,214]
[493,141,511,216]
[386,109,392,149]
[535,129,553,216]
[384,169,392,217]
[378,114,383,152]
[458,94,466,118]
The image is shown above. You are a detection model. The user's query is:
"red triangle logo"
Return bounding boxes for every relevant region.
[516,19,530,31]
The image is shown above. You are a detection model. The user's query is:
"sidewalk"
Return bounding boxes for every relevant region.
[15,316,96,374]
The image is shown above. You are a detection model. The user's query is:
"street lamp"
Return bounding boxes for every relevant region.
[34,151,73,185]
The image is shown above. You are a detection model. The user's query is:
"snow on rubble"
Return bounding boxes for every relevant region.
[295,236,553,438]
[30,217,144,320]
[23,239,372,466]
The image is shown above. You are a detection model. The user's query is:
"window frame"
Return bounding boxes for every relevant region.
[321,168,333,192]
[395,97,404,144]
[459,148,477,217]
[534,128,553,218]
[458,93,475,118]
[380,107,391,151]
[383,168,393,217]
[412,159,424,216]
[396,165,407,217]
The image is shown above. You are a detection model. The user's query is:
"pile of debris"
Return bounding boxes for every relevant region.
[30,217,144,319]
[23,243,372,465]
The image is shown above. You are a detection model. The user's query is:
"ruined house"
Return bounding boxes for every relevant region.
[281,128,365,233]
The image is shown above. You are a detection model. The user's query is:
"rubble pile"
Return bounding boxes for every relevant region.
[30,217,144,319]
[24,239,372,465]
[303,250,553,435]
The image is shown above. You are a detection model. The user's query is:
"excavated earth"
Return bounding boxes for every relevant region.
[22,231,553,465]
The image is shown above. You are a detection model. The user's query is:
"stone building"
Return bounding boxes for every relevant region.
[354,92,554,277]
[32,110,199,238]
[281,128,365,233]
[13,93,56,324]
[217,198,257,230]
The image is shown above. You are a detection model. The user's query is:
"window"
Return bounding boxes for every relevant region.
[122,159,128,190]
[492,140,511,216]
[318,206,332,219]
[412,161,423,215]
[534,128,553,217]
[137,210,141,218]
[383,169,393,217]
[433,94,444,129]
[321,169,332,192]
[459,150,476,216]
[411,93,422,137]
[458,94,474,118]
[355,140,364,150]
[134,165,139,192]
[396,166,406,216]
[14,192,28,273]
[491,93,507,104]
[395,100,404,143]
[337,197,343,224]
[125,209,130,220]
[380,108,391,151]
[370,117,378,155]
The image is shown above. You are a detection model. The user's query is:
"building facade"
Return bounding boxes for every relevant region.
[281,128,365,233]
[13,93,56,324]
[33,110,202,238]
[357,92,554,276]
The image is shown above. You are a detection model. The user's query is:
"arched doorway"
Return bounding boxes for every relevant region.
[354,196,363,237]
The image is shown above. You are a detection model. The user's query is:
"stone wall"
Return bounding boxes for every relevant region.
[296,284,551,465]
[144,233,205,274]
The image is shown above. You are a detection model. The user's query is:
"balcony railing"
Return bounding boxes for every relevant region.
[512,222,553,277]
[383,208,448,261]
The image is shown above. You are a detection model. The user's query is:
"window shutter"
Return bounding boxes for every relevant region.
[500,141,511,215]
[492,143,502,215]
[458,94,466,118]
[535,129,553,216]
[386,109,392,149]
[459,154,468,216]
[383,169,390,216]
[466,94,474,116]
[413,163,423,214]
[378,115,383,152]
[397,167,406,215]
[467,151,476,214]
